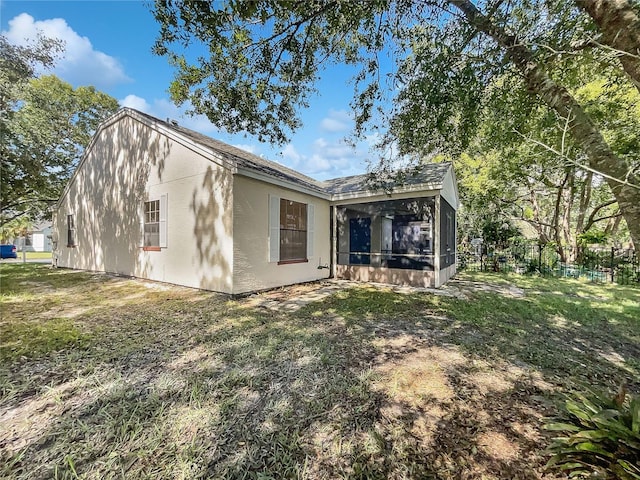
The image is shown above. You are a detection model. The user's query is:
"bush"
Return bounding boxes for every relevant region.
[545,387,640,479]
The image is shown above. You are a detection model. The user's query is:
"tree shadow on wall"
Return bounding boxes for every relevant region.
[64,117,171,280]
[190,164,233,292]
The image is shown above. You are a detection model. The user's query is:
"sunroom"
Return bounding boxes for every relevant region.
[327,163,459,288]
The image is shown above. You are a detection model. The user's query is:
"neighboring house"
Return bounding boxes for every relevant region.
[5,221,53,252]
[28,222,53,252]
[52,108,459,295]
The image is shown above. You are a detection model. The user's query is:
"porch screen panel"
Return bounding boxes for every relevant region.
[336,200,436,271]
[439,198,456,268]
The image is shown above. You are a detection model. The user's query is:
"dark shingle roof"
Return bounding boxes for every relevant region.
[129,108,451,197]
[322,162,451,195]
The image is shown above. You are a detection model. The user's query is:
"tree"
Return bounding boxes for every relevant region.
[151,0,640,247]
[0,216,32,244]
[576,0,640,94]
[2,75,119,221]
[454,73,638,260]
[1,35,61,222]
[1,33,119,222]
[0,34,60,116]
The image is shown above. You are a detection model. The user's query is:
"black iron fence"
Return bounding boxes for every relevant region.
[457,242,639,285]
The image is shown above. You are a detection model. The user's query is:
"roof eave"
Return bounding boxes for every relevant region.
[235,167,331,200]
[329,182,444,202]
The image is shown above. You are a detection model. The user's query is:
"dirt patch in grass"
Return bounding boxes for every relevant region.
[1,264,638,479]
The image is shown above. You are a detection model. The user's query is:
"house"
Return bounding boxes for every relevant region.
[26,222,53,252]
[3,221,52,253]
[52,108,459,295]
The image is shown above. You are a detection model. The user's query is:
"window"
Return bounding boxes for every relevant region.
[142,194,167,250]
[279,198,307,262]
[144,200,160,247]
[67,214,76,247]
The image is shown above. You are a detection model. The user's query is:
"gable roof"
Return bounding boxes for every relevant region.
[58,107,455,208]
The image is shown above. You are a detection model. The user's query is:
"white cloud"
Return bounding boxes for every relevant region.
[277,136,367,178]
[364,132,382,148]
[281,144,301,164]
[313,138,328,149]
[118,94,221,134]
[2,13,131,88]
[306,154,332,173]
[319,109,352,133]
[120,94,149,112]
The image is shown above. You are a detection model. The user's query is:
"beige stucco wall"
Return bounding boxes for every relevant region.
[438,263,457,287]
[53,114,234,293]
[232,175,331,295]
[335,265,436,288]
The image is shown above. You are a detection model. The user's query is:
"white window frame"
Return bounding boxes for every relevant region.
[142,193,168,249]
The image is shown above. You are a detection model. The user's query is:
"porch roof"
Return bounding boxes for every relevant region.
[322,163,452,195]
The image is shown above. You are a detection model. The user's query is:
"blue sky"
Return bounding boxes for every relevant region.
[1,0,379,180]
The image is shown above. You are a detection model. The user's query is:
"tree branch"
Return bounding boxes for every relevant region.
[584,199,618,231]
[512,129,640,190]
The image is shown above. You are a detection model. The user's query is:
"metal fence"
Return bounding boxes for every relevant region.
[457,243,639,285]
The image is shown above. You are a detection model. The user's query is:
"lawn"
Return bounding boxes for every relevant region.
[24,252,52,260]
[0,264,638,479]
[2,251,52,261]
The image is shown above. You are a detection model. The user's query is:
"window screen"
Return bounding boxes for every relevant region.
[279,199,307,261]
[144,200,160,247]
[67,214,76,247]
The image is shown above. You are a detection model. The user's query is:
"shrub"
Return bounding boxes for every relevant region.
[545,386,640,479]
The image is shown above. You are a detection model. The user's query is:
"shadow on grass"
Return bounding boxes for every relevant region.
[2,294,380,478]
[1,267,638,479]
[314,284,639,390]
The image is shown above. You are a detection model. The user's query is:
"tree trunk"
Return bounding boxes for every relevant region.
[449,0,640,249]
[574,171,593,262]
[529,187,549,243]
[576,0,640,94]
[553,170,571,262]
[575,171,593,234]
[605,214,623,239]
[563,172,574,259]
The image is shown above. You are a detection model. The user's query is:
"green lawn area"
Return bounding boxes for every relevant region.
[6,251,52,260]
[25,251,52,260]
[0,264,638,479]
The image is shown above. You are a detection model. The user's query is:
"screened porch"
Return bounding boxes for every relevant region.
[333,195,456,288]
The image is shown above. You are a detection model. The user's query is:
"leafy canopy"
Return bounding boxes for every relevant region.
[153,0,405,145]
[1,35,119,222]
[151,1,624,153]
[151,0,640,247]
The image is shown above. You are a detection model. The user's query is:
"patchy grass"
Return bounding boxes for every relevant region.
[1,318,90,361]
[0,264,638,479]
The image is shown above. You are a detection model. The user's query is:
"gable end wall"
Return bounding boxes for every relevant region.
[53,115,234,293]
